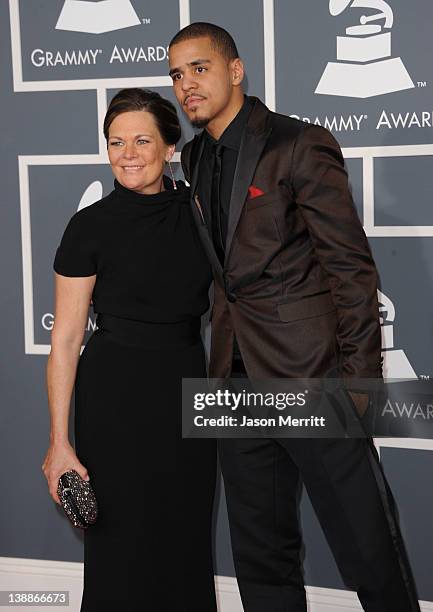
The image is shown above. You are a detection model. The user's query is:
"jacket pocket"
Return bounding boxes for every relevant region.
[277,292,336,322]
[246,185,290,211]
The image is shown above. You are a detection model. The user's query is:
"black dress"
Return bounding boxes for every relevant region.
[54,177,217,612]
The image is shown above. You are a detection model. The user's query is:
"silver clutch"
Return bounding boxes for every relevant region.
[57,469,98,529]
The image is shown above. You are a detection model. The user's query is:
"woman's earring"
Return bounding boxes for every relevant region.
[167,160,177,190]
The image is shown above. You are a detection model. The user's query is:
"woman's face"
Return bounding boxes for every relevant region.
[107,110,174,194]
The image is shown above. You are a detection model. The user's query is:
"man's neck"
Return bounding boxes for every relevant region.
[206,93,245,141]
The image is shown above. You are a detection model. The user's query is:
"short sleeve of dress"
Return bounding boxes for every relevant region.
[53,210,97,277]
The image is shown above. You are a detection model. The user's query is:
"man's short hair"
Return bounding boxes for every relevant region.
[169,22,239,62]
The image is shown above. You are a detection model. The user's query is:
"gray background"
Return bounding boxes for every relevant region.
[1,0,432,604]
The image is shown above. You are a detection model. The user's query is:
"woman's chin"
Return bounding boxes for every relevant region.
[117,173,161,194]
[119,173,145,191]
[124,177,142,190]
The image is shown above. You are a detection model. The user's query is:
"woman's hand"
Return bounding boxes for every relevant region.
[42,441,89,505]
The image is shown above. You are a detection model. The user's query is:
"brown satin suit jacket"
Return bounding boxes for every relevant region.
[181,96,382,382]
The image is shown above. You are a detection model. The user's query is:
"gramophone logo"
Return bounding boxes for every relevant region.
[77,181,103,211]
[56,0,141,35]
[316,0,414,98]
[378,290,417,379]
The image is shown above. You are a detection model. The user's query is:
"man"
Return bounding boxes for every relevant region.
[168,22,420,612]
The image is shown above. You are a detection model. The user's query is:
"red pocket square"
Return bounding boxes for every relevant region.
[248,185,265,199]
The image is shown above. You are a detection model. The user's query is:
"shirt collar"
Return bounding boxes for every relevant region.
[204,95,253,152]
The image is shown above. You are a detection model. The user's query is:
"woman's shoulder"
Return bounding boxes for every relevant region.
[56,195,113,250]
[64,192,114,229]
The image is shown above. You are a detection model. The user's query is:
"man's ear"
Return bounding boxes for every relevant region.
[231,57,245,86]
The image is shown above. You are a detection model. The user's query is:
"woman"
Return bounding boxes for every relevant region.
[42,88,217,611]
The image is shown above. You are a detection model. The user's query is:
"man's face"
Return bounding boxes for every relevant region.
[169,37,235,128]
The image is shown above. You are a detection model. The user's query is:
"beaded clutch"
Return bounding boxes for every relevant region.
[57,469,98,529]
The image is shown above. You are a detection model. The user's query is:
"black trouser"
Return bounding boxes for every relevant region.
[219,364,420,611]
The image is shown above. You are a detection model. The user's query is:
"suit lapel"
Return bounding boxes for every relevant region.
[224,99,272,266]
[189,133,205,197]
[185,98,272,277]
[187,133,224,279]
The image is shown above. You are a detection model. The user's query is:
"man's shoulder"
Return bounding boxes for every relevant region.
[269,109,311,139]
[265,107,340,151]
[182,134,200,159]
[181,134,202,183]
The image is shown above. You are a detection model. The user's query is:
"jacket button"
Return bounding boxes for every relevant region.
[227,292,237,303]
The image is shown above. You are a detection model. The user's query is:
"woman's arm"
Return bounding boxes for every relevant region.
[42,273,96,504]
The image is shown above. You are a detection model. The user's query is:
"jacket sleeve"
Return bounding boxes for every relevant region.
[291,124,382,378]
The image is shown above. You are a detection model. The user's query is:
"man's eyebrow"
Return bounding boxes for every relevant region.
[169,59,211,77]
